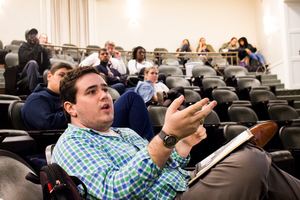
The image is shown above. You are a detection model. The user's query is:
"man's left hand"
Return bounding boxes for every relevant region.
[115,50,121,59]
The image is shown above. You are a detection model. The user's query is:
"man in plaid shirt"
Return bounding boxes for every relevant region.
[52,66,300,199]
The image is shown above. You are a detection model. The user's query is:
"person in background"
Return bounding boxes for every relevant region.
[219,37,239,65]
[176,39,195,65]
[136,66,186,110]
[39,33,52,59]
[95,48,126,95]
[218,37,239,52]
[238,37,266,66]
[18,28,51,92]
[196,37,215,53]
[128,46,153,75]
[79,41,126,74]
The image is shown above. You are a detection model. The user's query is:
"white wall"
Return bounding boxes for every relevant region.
[254,0,286,86]
[0,0,41,46]
[94,0,258,52]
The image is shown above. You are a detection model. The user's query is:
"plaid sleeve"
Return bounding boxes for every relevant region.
[53,135,163,200]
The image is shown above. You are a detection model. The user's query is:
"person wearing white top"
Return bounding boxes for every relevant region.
[79,41,126,75]
[128,46,153,75]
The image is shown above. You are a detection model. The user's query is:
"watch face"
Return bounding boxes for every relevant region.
[165,135,177,147]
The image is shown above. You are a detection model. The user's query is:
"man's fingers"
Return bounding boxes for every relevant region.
[166,95,184,116]
[183,98,210,116]
[194,100,217,120]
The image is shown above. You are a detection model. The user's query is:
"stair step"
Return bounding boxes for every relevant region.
[263,83,285,90]
[261,79,281,84]
[260,74,278,80]
[277,95,300,101]
[295,109,300,116]
[276,89,300,96]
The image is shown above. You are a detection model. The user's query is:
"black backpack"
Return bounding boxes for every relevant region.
[26,163,87,200]
[248,59,263,72]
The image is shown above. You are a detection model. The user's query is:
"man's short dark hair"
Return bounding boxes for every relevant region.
[60,66,100,122]
[99,48,108,54]
[50,62,73,75]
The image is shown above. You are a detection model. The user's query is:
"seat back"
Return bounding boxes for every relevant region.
[8,100,27,130]
[115,46,124,51]
[52,54,75,63]
[223,124,248,141]
[237,77,261,90]
[108,87,120,102]
[268,104,299,121]
[224,65,248,77]
[147,105,167,134]
[158,65,183,76]
[228,106,258,124]
[0,40,3,49]
[204,110,221,125]
[5,52,19,68]
[249,89,276,103]
[45,144,56,165]
[279,126,300,149]
[212,89,239,103]
[50,58,76,68]
[192,65,217,78]
[4,44,20,53]
[11,40,25,45]
[184,89,201,106]
[202,77,226,91]
[0,150,43,199]
[86,45,100,54]
[0,94,21,100]
[166,76,190,88]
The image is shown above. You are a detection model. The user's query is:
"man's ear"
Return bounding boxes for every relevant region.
[47,71,52,83]
[64,101,77,118]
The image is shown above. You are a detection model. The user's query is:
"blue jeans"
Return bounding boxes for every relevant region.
[112,91,155,141]
[248,52,265,64]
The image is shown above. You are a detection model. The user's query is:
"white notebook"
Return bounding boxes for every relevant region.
[188,129,254,185]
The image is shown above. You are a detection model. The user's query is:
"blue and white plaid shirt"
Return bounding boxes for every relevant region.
[52,124,191,199]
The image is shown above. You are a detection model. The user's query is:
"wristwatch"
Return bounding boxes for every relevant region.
[158,130,178,148]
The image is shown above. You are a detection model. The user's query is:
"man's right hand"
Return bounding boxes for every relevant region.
[162,95,217,141]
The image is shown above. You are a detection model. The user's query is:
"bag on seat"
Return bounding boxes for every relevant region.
[248,59,263,72]
[26,163,87,200]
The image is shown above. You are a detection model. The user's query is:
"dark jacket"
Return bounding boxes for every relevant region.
[21,83,67,130]
[18,42,51,74]
[95,61,126,86]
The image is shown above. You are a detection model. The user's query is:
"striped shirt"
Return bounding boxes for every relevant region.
[52,124,191,199]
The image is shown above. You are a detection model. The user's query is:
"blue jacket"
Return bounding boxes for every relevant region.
[95,61,126,86]
[21,83,67,130]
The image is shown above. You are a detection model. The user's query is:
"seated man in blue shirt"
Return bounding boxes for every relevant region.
[52,66,300,200]
[21,63,154,141]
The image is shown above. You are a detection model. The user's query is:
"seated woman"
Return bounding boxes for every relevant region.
[238,37,266,66]
[196,37,215,53]
[39,33,52,59]
[176,39,195,65]
[136,66,186,110]
[128,46,153,75]
[219,37,239,64]
[219,37,239,52]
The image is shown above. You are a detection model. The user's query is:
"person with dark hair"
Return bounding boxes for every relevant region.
[79,41,126,74]
[128,46,152,75]
[53,65,300,200]
[21,62,73,130]
[95,48,126,95]
[238,37,266,66]
[18,28,51,92]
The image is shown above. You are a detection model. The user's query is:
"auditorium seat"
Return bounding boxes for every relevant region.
[158,65,183,76]
[166,76,200,91]
[147,105,167,134]
[201,77,227,100]
[184,89,201,106]
[236,77,262,100]
[0,150,43,199]
[4,44,20,53]
[11,40,25,45]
